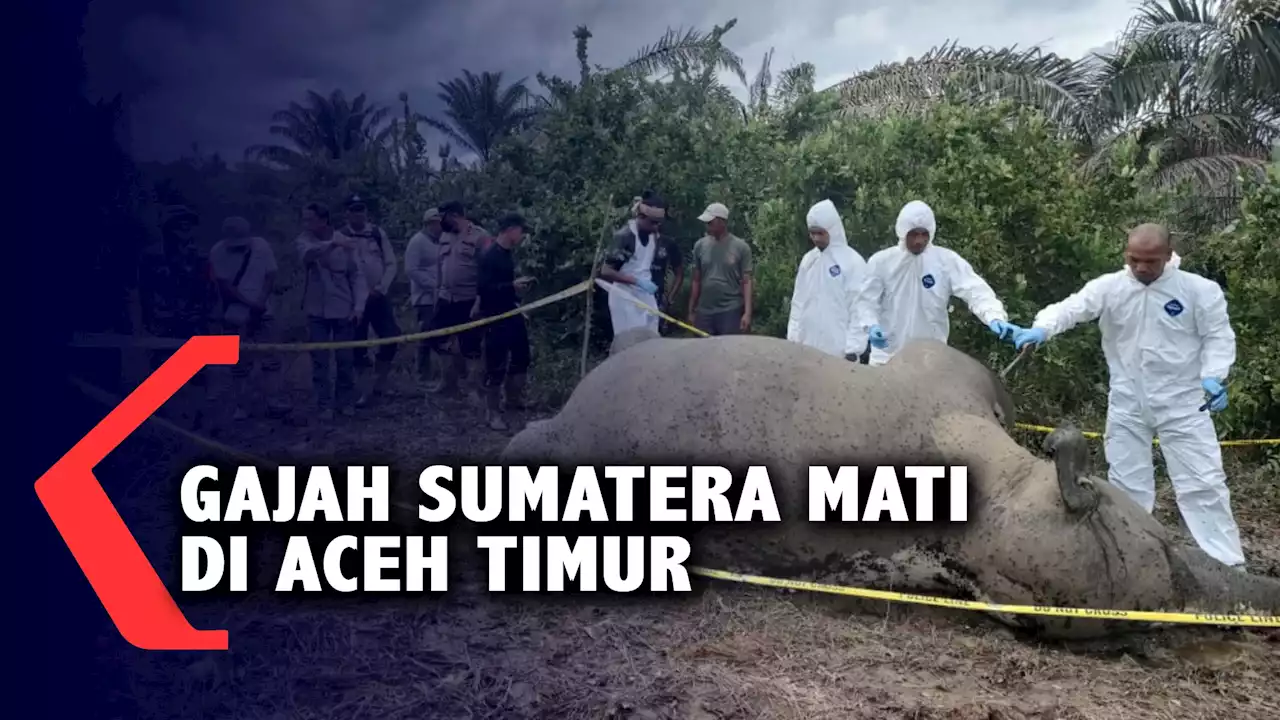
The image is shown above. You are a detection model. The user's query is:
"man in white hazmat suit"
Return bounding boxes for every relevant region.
[856,200,1017,365]
[1012,223,1246,569]
[786,199,870,360]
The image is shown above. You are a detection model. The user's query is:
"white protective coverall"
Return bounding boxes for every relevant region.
[1030,265,1245,568]
[856,200,1008,365]
[786,200,869,357]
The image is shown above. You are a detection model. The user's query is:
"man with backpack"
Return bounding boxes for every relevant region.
[208,216,291,421]
[342,193,402,406]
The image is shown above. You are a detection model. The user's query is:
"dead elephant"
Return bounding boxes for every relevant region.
[500,335,1279,638]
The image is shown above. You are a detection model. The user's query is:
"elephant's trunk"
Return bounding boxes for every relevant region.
[1045,425,1279,620]
[1176,546,1280,616]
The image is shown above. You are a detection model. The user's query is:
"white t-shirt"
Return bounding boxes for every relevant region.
[209,236,279,318]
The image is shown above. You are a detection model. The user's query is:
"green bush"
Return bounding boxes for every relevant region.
[1192,164,1280,443]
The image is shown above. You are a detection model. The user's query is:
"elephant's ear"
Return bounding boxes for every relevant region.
[991,399,1008,428]
[988,374,1017,432]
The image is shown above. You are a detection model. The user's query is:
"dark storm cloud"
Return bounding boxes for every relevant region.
[81,0,1135,161]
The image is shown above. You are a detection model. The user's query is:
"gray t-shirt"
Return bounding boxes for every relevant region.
[405,230,443,306]
[209,236,279,318]
[692,232,753,314]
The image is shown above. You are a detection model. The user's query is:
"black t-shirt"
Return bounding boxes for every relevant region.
[477,243,518,316]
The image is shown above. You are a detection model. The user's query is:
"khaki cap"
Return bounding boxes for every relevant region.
[697,202,729,222]
[221,216,251,237]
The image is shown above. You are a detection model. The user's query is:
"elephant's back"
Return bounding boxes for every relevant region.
[504,335,932,467]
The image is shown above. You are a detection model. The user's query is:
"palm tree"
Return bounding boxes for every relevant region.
[1085,0,1280,188]
[745,48,775,121]
[830,41,1095,131]
[828,0,1280,192]
[614,19,747,86]
[420,70,537,164]
[529,19,749,117]
[247,90,391,168]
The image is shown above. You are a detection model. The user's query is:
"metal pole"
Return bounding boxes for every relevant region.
[581,195,614,379]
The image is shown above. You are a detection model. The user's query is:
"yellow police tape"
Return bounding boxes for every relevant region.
[58,374,1280,630]
[69,280,593,352]
[687,567,1280,627]
[592,278,711,338]
[1014,422,1280,447]
[68,376,280,467]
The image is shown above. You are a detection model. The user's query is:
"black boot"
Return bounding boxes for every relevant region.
[484,384,508,431]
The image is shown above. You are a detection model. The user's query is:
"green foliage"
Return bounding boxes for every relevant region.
[1193,164,1280,441]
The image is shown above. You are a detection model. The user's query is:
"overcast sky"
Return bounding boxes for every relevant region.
[82,0,1140,163]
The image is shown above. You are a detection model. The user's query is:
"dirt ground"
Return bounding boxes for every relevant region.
[100,362,1280,720]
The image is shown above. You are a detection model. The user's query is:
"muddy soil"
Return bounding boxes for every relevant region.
[98,367,1280,720]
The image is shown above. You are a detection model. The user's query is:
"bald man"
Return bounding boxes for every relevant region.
[1010,224,1245,569]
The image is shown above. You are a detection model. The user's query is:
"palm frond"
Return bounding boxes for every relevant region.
[832,41,1094,132]
[748,47,775,116]
[613,22,746,85]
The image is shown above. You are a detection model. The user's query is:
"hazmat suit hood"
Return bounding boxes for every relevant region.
[895,200,937,248]
[807,199,849,248]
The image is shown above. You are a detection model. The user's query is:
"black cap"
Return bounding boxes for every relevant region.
[438,200,465,217]
[498,212,528,232]
[160,204,198,227]
[345,193,369,210]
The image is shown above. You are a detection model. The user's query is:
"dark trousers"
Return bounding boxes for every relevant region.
[353,293,401,367]
[483,315,530,388]
[694,306,744,336]
[415,304,436,378]
[307,317,356,408]
[433,299,484,359]
[147,318,209,385]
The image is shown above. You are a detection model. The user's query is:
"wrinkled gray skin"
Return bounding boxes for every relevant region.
[502,335,1280,638]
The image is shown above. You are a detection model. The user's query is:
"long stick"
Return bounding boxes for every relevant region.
[581,194,615,379]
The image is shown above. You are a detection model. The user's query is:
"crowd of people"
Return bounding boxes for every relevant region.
[132,190,1247,570]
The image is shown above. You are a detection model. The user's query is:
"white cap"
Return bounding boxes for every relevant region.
[697,202,729,222]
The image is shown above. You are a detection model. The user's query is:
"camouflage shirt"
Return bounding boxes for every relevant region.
[136,246,215,336]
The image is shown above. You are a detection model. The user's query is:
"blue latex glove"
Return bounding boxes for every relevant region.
[1013,327,1046,351]
[1201,378,1228,412]
[868,325,888,349]
[634,278,659,295]
[988,319,1019,341]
